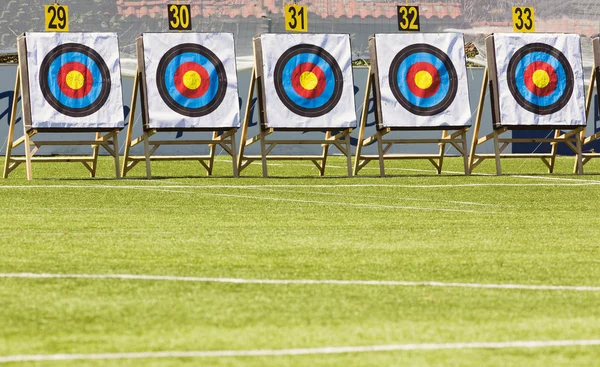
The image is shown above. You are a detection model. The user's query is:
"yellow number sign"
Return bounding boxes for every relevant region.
[397,6,420,31]
[512,6,535,32]
[45,4,69,32]
[285,4,308,32]
[168,4,192,31]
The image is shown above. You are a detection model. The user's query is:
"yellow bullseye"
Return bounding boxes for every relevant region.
[300,71,319,90]
[414,70,433,90]
[65,70,85,90]
[183,70,202,90]
[532,69,550,89]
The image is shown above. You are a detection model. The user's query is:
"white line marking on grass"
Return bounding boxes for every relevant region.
[2,339,600,363]
[247,187,498,207]
[3,273,600,292]
[197,192,499,214]
[0,182,597,190]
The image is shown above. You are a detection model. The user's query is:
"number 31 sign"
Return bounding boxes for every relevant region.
[285,4,308,32]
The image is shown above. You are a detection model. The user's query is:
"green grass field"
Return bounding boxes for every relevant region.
[1,156,600,366]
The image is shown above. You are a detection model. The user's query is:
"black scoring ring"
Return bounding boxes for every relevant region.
[273,44,344,118]
[388,44,458,116]
[39,43,111,118]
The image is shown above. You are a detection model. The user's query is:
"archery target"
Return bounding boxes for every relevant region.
[372,33,471,128]
[24,33,124,130]
[491,33,586,127]
[258,34,356,129]
[141,33,239,129]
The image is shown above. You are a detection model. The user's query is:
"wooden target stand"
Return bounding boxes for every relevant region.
[3,39,121,180]
[469,37,584,175]
[578,37,600,170]
[237,40,353,178]
[121,39,238,178]
[354,66,470,177]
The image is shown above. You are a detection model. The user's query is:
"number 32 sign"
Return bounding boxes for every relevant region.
[397,6,420,32]
[45,4,69,32]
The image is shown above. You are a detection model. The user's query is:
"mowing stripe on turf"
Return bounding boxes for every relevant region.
[2,273,600,292]
[1,339,600,362]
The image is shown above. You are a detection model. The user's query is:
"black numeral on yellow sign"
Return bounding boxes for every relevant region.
[45,4,69,32]
[168,4,191,31]
[398,6,420,32]
[285,4,308,32]
[512,6,535,32]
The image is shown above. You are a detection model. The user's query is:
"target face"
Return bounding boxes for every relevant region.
[507,43,574,115]
[39,43,111,118]
[156,43,227,117]
[389,44,458,116]
[274,44,343,118]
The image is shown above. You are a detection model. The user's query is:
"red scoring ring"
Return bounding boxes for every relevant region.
[291,62,327,99]
[173,62,210,99]
[406,62,441,99]
[524,61,558,97]
[57,62,93,99]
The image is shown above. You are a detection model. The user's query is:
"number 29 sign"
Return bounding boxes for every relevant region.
[45,4,69,32]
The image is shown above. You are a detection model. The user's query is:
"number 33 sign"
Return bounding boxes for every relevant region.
[512,6,535,32]
[45,4,69,32]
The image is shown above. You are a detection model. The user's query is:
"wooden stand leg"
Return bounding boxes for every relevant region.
[345,130,352,177]
[237,68,256,174]
[230,129,239,178]
[437,130,448,174]
[259,128,268,178]
[207,131,218,176]
[549,129,560,174]
[354,68,371,176]
[320,131,331,176]
[469,67,488,173]
[143,131,152,179]
[574,128,586,174]
[23,127,33,181]
[575,127,584,175]
[3,69,20,179]
[112,132,120,179]
[90,132,101,178]
[461,129,470,175]
[376,130,385,177]
[492,129,502,176]
[122,69,139,177]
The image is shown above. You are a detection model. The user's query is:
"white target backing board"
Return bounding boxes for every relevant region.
[139,33,240,130]
[20,32,125,131]
[371,33,471,129]
[255,33,356,129]
[486,33,586,128]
